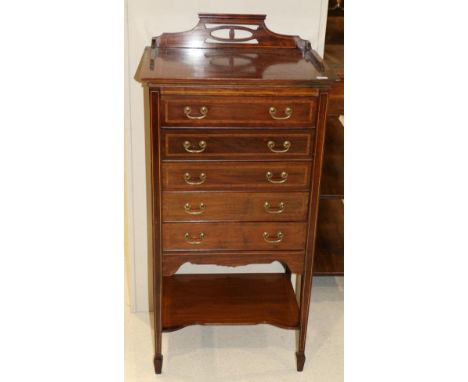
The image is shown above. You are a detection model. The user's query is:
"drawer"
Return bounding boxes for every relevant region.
[162,192,309,222]
[162,162,311,191]
[161,95,317,127]
[161,130,315,160]
[162,222,307,251]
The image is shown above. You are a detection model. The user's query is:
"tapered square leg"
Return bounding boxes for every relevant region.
[154,354,163,374]
[294,273,310,372]
[296,351,306,372]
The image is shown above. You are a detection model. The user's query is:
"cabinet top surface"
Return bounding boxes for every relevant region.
[135,14,334,87]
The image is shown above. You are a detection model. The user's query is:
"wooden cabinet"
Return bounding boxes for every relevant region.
[135,13,334,374]
[314,0,345,275]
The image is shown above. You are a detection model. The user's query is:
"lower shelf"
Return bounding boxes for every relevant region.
[162,273,299,331]
[314,199,344,275]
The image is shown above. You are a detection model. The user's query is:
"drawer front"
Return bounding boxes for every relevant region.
[161,96,317,127]
[162,192,309,222]
[162,222,307,251]
[162,162,311,191]
[161,130,315,160]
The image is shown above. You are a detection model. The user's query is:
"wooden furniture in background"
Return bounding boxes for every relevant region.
[135,13,334,374]
[314,0,344,276]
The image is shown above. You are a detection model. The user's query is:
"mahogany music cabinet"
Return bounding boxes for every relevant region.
[135,13,334,374]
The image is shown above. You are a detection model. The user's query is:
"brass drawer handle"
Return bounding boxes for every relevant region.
[266,171,288,184]
[184,202,206,215]
[267,140,291,153]
[269,107,292,120]
[184,172,206,185]
[263,231,284,243]
[264,201,285,214]
[184,232,205,245]
[183,140,207,153]
[184,106,208,120]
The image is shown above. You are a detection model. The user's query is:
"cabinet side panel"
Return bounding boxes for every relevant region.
[147,88,163,357]
[144,87,153,312]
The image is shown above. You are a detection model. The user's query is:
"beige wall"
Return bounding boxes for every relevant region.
[125,0,330,312]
